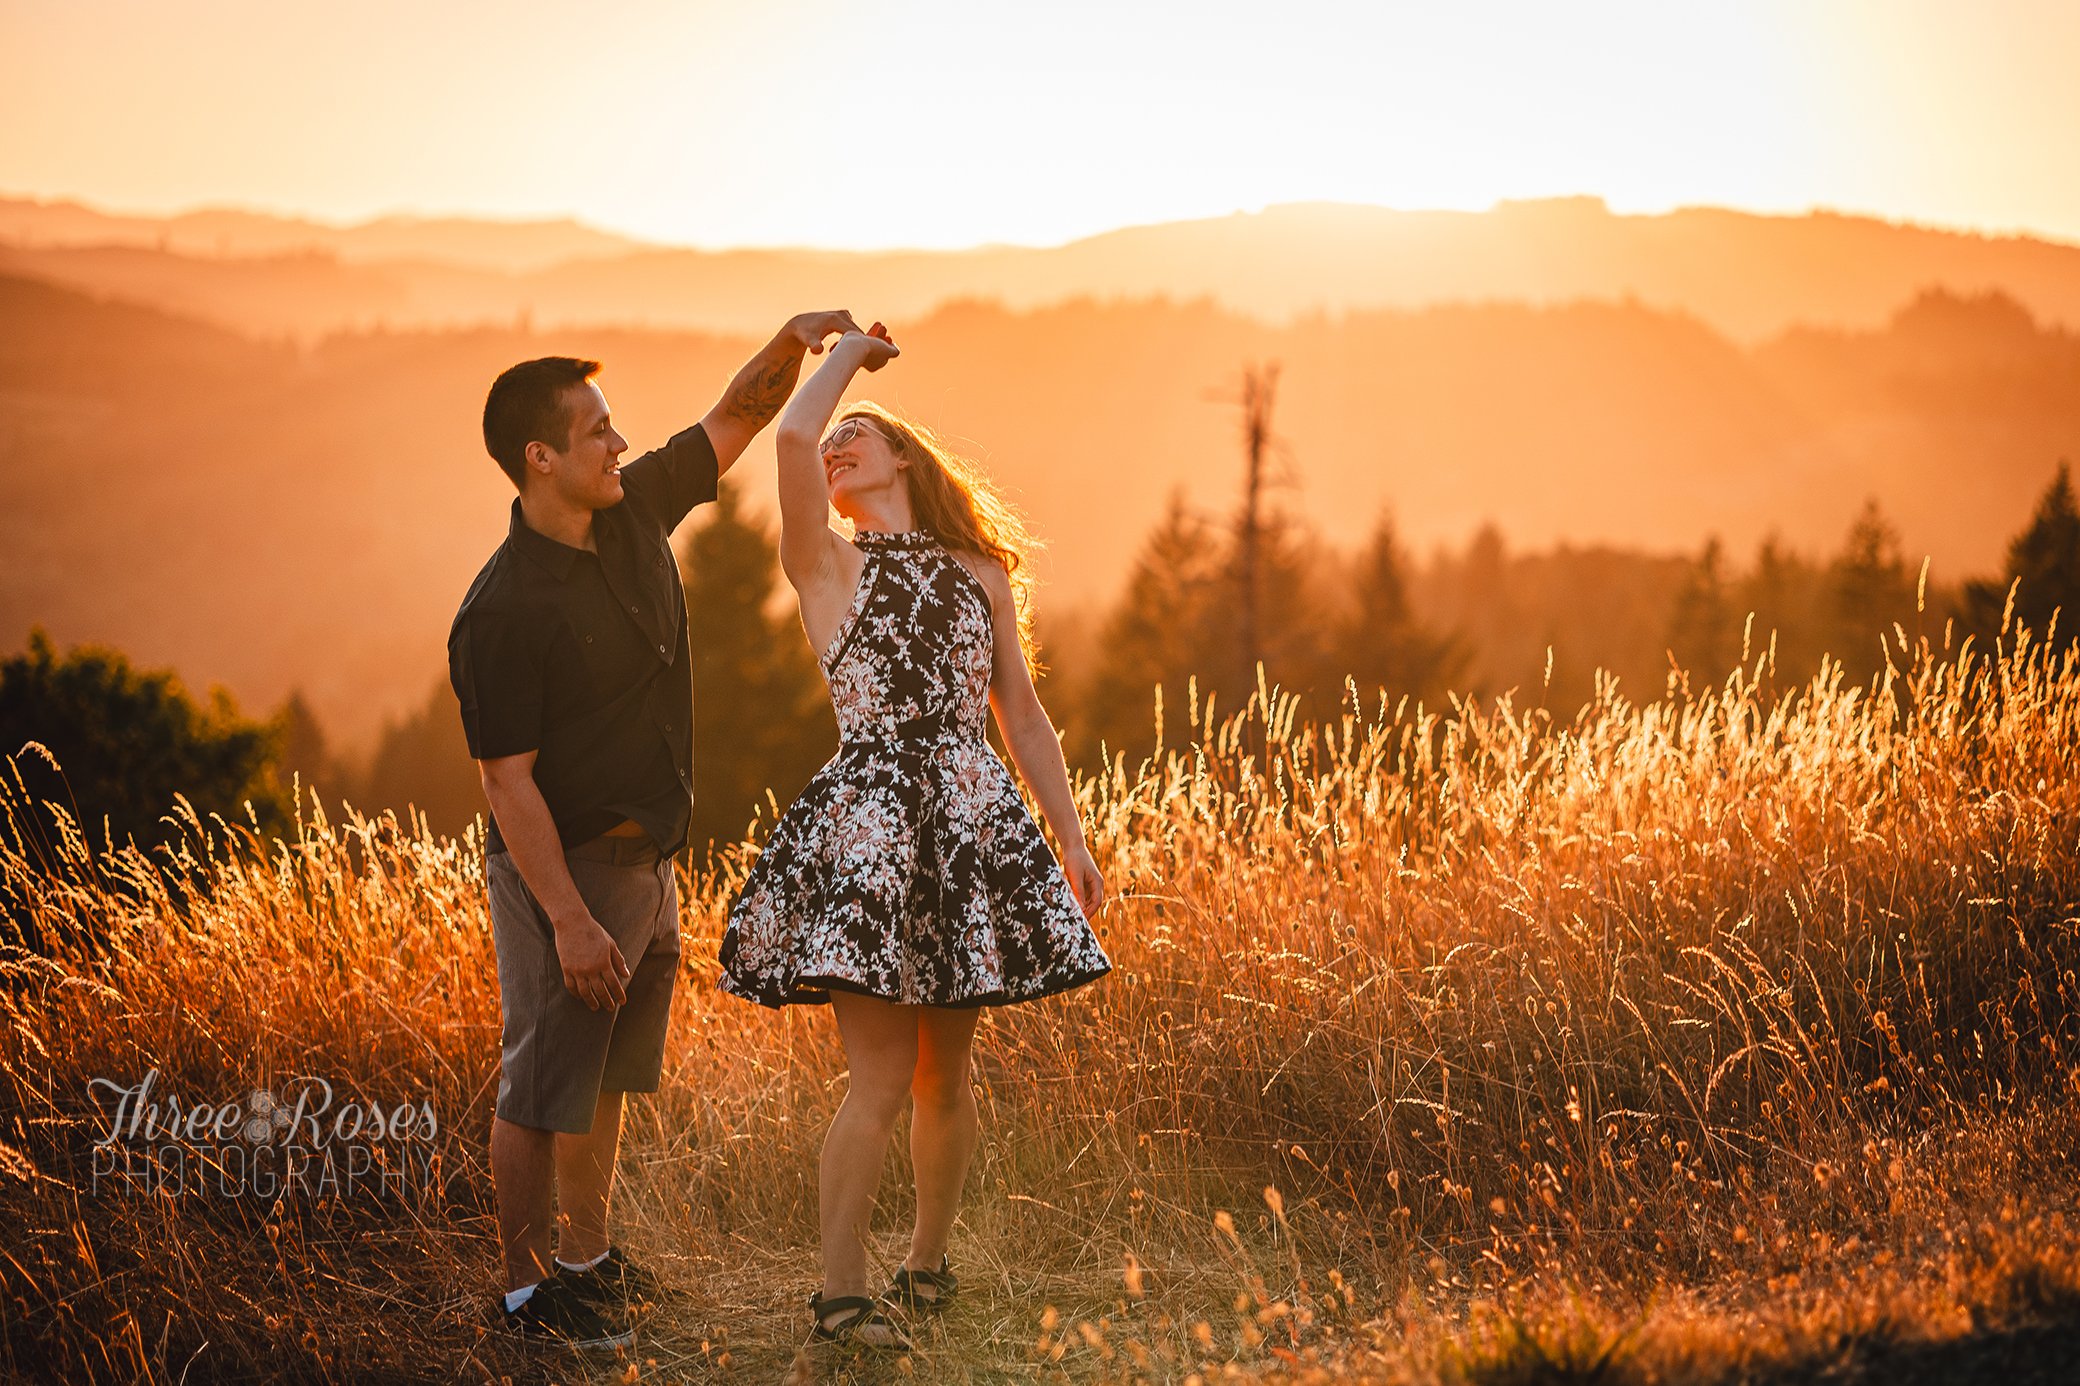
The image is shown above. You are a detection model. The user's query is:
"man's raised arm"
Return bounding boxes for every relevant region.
[701,310,865,476]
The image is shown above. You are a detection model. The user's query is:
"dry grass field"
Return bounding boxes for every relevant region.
[3,611,2078,1384]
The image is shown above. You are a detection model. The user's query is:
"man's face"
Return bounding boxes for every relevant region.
[533,381,627,510]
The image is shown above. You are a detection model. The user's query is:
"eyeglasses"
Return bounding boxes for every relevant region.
[819,418,891,455]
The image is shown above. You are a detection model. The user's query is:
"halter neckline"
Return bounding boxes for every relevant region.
[853,528,940,550]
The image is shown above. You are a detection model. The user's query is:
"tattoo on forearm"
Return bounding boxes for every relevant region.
[723,352,803,426]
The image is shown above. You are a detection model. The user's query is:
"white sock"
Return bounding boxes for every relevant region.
[503,1282,540,1313]
[556,1248,610,1273]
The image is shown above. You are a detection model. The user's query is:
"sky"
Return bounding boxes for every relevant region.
[5,0,2079,251]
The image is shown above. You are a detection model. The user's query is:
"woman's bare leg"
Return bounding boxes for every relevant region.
[820,992,919,1306]
[906,1005,982,1282]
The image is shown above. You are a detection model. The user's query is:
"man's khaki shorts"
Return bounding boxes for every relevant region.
[486,835,680,1134]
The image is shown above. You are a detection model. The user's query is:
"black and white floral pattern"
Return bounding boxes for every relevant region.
[718,529,1112,1008]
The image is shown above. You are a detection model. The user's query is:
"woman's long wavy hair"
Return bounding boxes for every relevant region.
[837,402,1041,670]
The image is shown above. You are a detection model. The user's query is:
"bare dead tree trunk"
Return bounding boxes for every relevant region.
[1236,363,1279,692]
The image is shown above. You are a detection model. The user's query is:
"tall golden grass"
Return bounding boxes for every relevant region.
[2,611,2077,1383]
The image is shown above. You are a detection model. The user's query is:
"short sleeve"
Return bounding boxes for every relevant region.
[617,423,720,532]
[449,606,546,760]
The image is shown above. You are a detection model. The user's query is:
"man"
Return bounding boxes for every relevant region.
[450,311,862,1348]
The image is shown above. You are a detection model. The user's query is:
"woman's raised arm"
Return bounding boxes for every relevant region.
[774,327,898,590]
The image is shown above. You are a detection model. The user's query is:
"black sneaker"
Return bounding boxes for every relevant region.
[560,1247,658,1310]
[501,1275,634,1350]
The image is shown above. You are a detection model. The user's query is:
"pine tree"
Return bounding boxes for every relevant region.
[273,689,337,807]
[1738,533,1823,685]
[1667,536,1739,684]
[2006,460,2080,634]
[355,679,482,838]
[1071,493,1227,766]
[1977,460,2080,640]
[1334,511,1464,714]
[680,488,835,855]
[1826,499,1918,683]
[1458,524,1515,678]
[1214,504,1330,705]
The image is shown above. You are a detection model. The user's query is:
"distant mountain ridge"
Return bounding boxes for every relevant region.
[7,193,2080,344]
[0,195,648,272]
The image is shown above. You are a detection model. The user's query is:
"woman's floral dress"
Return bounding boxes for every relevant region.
[718,528,1112,1008]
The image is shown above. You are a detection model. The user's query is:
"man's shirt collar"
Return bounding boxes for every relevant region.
[508,498,588,581]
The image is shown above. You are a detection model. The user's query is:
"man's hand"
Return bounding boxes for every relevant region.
[704,311,880,473]
[789,310,866,356]
[552,911,631,1010]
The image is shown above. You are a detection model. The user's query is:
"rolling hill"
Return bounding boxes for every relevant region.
[2,271,2073,748]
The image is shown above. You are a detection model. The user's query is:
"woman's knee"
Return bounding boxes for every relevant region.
[845,1052,919,1121]
[846,1082,911,1127]
[910,1063,975,1115]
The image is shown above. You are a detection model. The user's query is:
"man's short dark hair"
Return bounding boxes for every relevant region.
[482,357,602,488]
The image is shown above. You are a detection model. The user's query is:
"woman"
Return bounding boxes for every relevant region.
[717,325,1111,1348]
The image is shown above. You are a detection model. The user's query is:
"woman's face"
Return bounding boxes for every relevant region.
[821,417,906,515]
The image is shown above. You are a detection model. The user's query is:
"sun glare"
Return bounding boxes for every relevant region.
[6,0,2080,249]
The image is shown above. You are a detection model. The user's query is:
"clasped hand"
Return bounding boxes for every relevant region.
[788,311,898,369]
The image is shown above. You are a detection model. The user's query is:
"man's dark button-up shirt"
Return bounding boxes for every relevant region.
[448,425,718,857]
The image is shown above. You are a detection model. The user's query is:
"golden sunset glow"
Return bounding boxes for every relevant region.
[6,0,2080,249]
[10,3,2080,1381]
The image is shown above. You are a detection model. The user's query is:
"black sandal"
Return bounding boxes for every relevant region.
[809,1292,913,1350]
[890,1257,958,1312]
